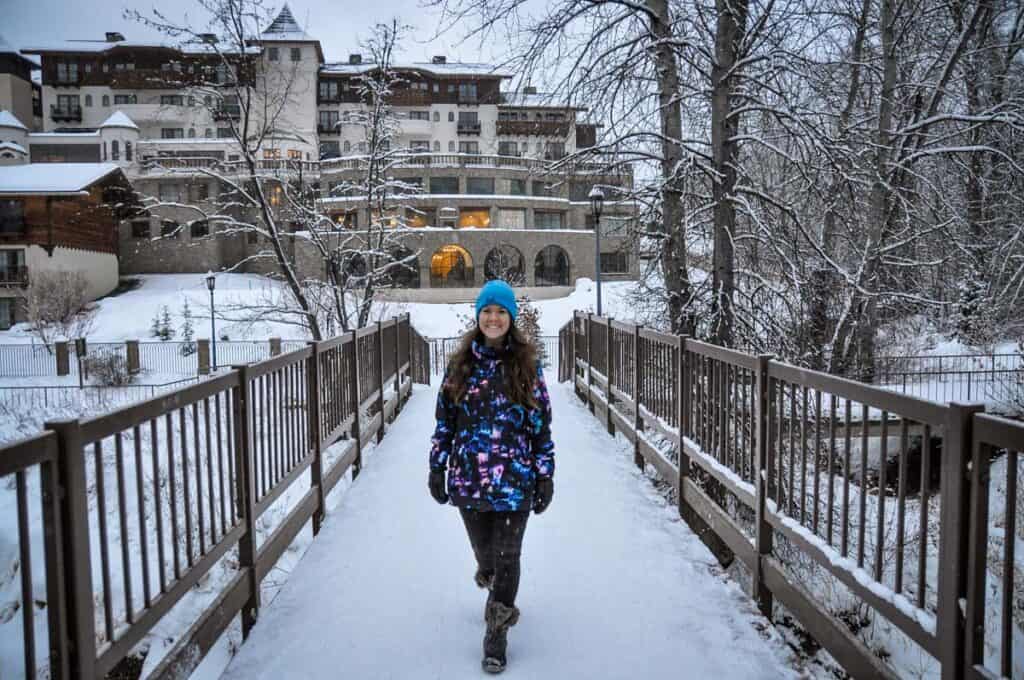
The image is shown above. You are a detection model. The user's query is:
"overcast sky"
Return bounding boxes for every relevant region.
[4,0,502,65]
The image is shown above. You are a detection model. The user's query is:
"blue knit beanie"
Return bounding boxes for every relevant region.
[475,280,518,322]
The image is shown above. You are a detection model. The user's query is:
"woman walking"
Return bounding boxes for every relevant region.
[428,279,555,674]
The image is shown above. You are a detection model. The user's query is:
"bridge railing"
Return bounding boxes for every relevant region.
[2,314,431,680]
[562,311,1023,680]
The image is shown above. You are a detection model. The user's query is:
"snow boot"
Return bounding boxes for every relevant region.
[482,600,520,674]
[475,568,495,591]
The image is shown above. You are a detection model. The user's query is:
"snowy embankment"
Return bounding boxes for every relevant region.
[216,382,803,680]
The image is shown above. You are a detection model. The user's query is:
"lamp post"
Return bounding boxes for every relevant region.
[589,185,605,316]
[206,272,217,371]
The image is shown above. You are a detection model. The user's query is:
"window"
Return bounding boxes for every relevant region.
[320,141,340,159]
[448,111,455,122]
[190,220,210,238]
[544,142,566,160]
[532,181,555,197]
[56,60,79,83]
[509,179,526,196]
[535,246,570,286]
[0,200,25,234]
[56,94,80,111]
[343,140,351,153]
[268,47,279,61]
[290,47,301,61]
[405,208,434,228]
[356,141,367,153]
[189,182,210,202]
[114,94,137,105]
[204,128,213,138]
[534,211,563,229]
[204,95,213,107]
[432,111,440,122]
[458,141,479,154]
[430,177,459,194]
[102,95,110,107]
[448,141,455,152]
[287,149,301,160]
[409,110,430,121]
[334,211,358,228]
[111,140,119,160]
[600,251,630,273]
[458,209,490,229]
[0,299,12,330]
[498,141,518,157]
[158,183,180,202]
[318,110,340,131]
[84,94,93,107]
[188,128,196,138]
[498,209,525,229]
[125,141,132,161]
[263,148,282,160]
[458,82,478,102]
[161,128,184,139]
[131,219,150,238]
[160,95,184,106]
[410,140,430,152]
[217,128,233,139]
[466,177,494,194]
[432,141,440,151]
[160,219,180,238]
[187,96,196,107]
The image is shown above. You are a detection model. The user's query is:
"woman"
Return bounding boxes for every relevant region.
[428,279,555,674]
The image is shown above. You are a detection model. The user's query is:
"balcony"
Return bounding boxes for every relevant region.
[389,90,433,107]
[317,123,340,134]
[497,120,571,137]
[50,105,82,122]
[0,267,28,287]
[457,122,481,135]
[53,76,81,88]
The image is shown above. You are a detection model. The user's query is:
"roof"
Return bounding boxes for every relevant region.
[321,61,512,79]
[0,110,29,131]
[260,4,315,42]
[500,92,585,110]
[100,111,139,130]
[22,40,259,56]
[0,34,39,69]
[0,163,122,195]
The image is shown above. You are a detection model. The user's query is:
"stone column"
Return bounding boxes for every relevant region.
[270,337,282,356]
[197,339,210,375]
[126,340,140,375]
[56,341,70,376]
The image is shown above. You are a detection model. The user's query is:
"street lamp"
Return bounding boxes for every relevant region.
[206,272,217,371]
[589,185,605,316]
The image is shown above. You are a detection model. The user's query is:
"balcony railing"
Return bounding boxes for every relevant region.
[50,105,82,122]
[0,266,28,287]
[457,94,479,105]
[138,156,318,176]
[497,120,572,137]
[317,123,340,134]
[457,122,481,135]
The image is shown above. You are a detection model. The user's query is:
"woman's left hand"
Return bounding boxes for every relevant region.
[533,477,554,514]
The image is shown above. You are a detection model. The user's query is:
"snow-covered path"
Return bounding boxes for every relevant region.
[220,382,800,680]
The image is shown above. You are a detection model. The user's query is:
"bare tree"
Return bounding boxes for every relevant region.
[22,271,96,349]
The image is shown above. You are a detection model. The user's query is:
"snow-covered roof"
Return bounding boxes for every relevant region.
[22,40,258,56]
[0,110,29,131]
[0,34,39,69]
[0,141,28,155]
[100,111,139,130]
[500,92,584,110]
[260,4,315,42]
[0,163,122,195]
[322,61,512,79]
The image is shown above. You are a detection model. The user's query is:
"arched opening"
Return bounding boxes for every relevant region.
[388,245,420,288]
[430,245,474,288]
[534,245,570,286]
[484,244,525,285]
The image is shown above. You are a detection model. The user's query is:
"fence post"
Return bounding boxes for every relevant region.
[964,422,991,675]
[197,339,210,376]
[307,342,325,535]
[586,313,594,413]
[633,325,644,469]
[75,338,87,386]
[937,402,984,680]
[230,365,260,639]
[56,341,70,376]
[605,317,615,435]
[125,340,140,375]
[752,354,774,619]
[376,321,386,443]
[393,320,401,413]
[347,330,363,478]
[44,419,97,680]
[269,337,282,356]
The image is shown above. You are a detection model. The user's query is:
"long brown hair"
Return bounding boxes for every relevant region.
[444,324,538,409]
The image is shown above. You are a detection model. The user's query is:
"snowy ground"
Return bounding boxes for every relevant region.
[217,382,804,680]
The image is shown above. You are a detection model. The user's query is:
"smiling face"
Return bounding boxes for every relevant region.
[478,304,512,345]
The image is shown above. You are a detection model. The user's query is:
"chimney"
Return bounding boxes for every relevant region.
[198,33,218,44]
[105,32,125,42]
[349,53,362,65]
[431,55,447,64]
[523,85,537,95]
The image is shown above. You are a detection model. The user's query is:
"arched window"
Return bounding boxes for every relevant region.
[433,140,440,152]
[343,140,351,153]
[484,244,525,285]
[448,140,455,152]
[84,94,93,107]
[430,245,474,288]
[388,246,420,288]
[432,111,440,122]
[125,141,132,161]
[535,245,570,286]
[110,140,120,161]
[188,128,196,138]
[102,95,110,107]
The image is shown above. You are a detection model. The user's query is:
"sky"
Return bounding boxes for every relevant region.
[3,0,505,66]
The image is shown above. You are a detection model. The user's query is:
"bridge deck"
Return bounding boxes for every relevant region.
[221,381,800,680]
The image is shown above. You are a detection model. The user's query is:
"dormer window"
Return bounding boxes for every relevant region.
[290,47,301,62]
[268,47,279,61]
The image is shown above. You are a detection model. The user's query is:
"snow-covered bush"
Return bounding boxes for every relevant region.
[84,352,134,386]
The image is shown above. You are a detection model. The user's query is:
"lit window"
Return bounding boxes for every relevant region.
[458,209,490,229]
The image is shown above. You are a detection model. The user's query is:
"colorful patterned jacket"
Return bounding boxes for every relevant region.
[429,339,555,511]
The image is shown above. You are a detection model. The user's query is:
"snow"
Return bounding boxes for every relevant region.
[321,62,513,78]
[0,141,27,155]
[100,111,139,130]
[0,162,121,195]
[218,382,801,680]
[0,110,28,131]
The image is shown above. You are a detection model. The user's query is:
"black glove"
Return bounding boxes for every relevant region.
[428,469,449,505]
[533,477,554,514]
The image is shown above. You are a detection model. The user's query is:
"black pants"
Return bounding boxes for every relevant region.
[459,508,530,607]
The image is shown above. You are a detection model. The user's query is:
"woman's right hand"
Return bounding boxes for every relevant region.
[428,469,449,504]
